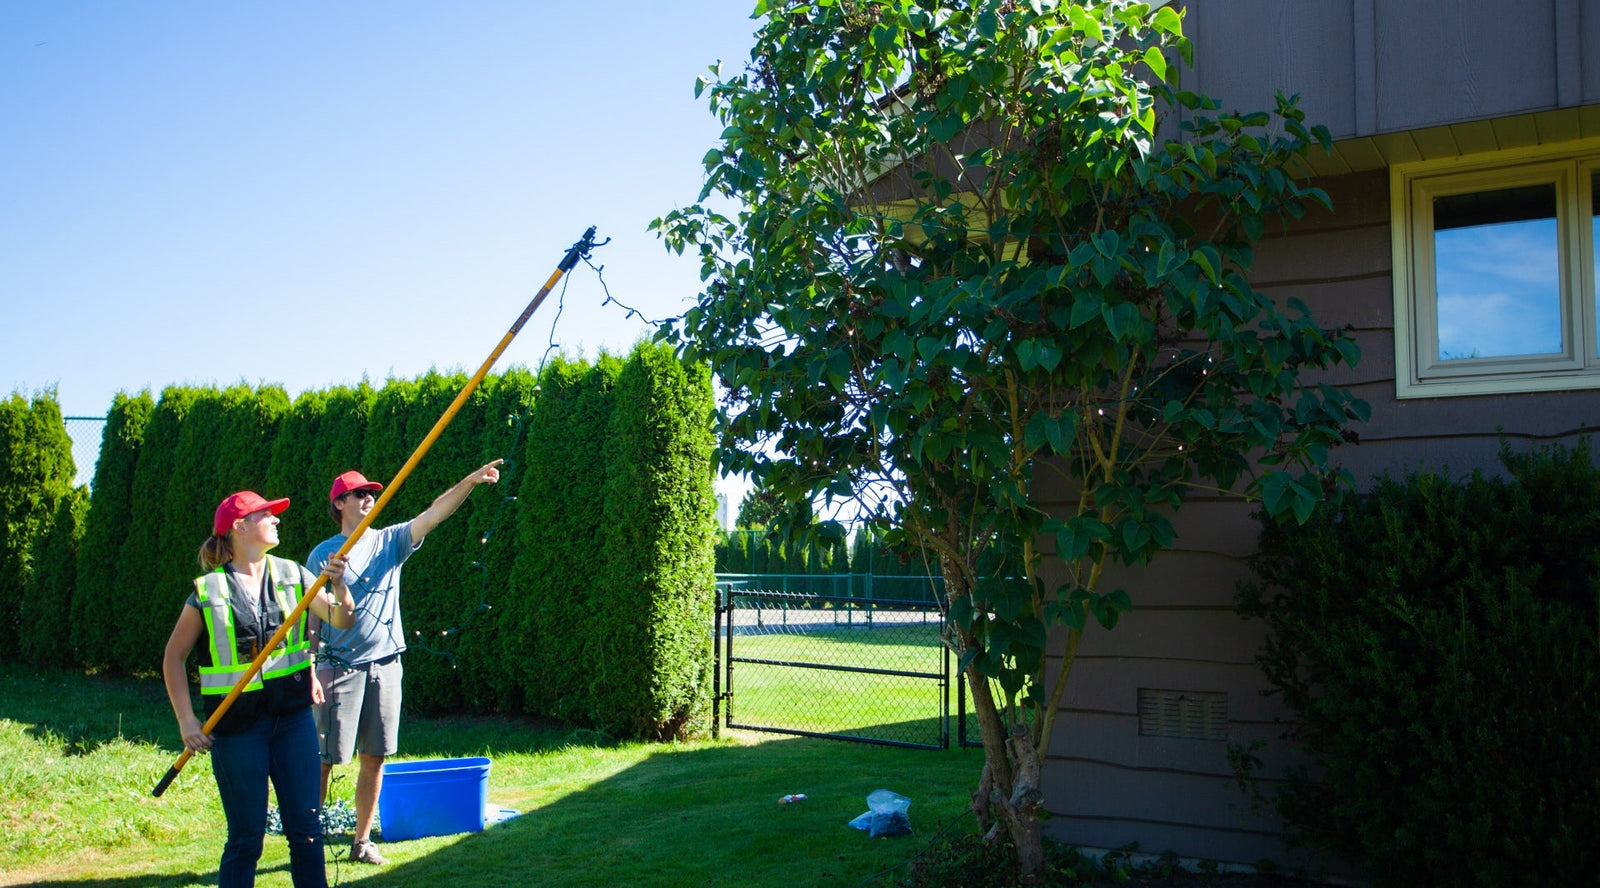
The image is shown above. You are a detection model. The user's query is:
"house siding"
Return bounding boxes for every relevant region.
[1036,494,1301,866]
[1182,0,1600,142]
[1039,155,1600,866]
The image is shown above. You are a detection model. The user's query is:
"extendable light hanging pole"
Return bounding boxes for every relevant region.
[155,226,601,797]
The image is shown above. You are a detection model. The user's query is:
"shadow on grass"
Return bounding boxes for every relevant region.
[19,863,324,888]
[3,666,983,887]
[0,664,582,760]
[1,665,176,754]
[19,873,217,888]
[336,728,981,887]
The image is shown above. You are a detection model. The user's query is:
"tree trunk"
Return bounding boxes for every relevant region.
[965,662,1047,884]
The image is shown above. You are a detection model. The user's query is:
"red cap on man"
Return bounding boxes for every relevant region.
[214,491,290,536]
[329,470,384,502]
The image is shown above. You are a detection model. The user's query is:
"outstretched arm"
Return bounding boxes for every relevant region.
[410,459,503,545]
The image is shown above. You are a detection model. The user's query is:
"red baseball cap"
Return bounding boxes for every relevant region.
[329,470,384,502]
[214,491,290,536]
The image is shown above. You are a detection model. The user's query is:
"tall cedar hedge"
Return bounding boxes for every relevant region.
[375,371,484,714]
[594,342,717,739]
[74,391,153,670]
[0,391,77,659]
[285,383,377,560]
[714,529,850,596]
[849,524,941,601]
[453,368,539,712]
[7,357,717,738]
[264,387,328,561]
[507,355,621,722]
[113,386,199,672]
[19,486,90,668]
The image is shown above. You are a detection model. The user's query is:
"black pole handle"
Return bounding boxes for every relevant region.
[153,765,181,798]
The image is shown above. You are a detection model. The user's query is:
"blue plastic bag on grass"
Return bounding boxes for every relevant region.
[847,789,912,838]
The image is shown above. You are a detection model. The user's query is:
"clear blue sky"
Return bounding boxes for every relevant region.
[2,2,759,508]
[1,1,757,417]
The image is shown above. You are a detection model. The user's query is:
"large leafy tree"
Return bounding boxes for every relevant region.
[655,0,1368,879]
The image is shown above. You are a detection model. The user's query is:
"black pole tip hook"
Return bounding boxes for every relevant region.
[558,226,609,272]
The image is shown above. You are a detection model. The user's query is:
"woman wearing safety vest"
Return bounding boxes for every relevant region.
[162,490,356,888]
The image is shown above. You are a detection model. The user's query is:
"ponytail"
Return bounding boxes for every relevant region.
[198,533,233,571]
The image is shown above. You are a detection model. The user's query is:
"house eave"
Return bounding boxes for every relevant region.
[1301,104,1600,177]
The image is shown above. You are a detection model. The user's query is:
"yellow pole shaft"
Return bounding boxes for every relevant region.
[155,227,595,797]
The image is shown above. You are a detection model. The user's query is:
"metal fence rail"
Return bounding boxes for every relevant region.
[716,589,950,749]
[715,572,947,605]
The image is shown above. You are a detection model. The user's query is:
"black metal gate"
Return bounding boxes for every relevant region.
[715,588,950,749]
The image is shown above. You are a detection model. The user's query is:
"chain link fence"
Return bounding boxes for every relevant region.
[63,415,106,488]
[717,589,950,749]
[714,578,1007,749]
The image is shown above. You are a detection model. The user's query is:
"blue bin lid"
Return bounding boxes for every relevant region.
[382,756,491,776]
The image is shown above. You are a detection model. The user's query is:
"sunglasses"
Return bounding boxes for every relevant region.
[344,489,378,502]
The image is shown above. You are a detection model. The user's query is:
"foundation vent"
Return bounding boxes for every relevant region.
[1137,688,1228,741]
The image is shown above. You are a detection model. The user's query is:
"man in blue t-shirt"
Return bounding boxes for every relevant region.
[308,461,501,866]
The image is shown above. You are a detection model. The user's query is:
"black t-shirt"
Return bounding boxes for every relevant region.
[191,563,314,735]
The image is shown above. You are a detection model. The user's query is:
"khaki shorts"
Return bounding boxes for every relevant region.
[314,654,402,764]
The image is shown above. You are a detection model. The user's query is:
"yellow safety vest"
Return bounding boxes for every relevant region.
[192,555,311,696]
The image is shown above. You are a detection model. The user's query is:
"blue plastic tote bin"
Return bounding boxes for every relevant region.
[377,757,491,841]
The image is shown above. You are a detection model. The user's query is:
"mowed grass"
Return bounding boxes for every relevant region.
[0,658,984,888]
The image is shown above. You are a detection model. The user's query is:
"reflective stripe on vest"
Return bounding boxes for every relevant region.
[194,555,311,695]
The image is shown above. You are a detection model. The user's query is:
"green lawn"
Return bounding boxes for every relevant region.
[0,662,984,887]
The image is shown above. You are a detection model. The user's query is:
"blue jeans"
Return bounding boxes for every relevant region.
[209,706,326,888]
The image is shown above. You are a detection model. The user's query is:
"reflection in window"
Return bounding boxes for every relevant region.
[1433,184,1560,361]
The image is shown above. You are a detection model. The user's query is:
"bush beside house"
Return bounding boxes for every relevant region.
[1241,441,1600,886]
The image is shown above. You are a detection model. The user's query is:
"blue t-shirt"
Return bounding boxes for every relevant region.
[307,522,417,667]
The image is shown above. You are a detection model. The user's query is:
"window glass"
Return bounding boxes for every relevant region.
[1432,184,1560,361]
